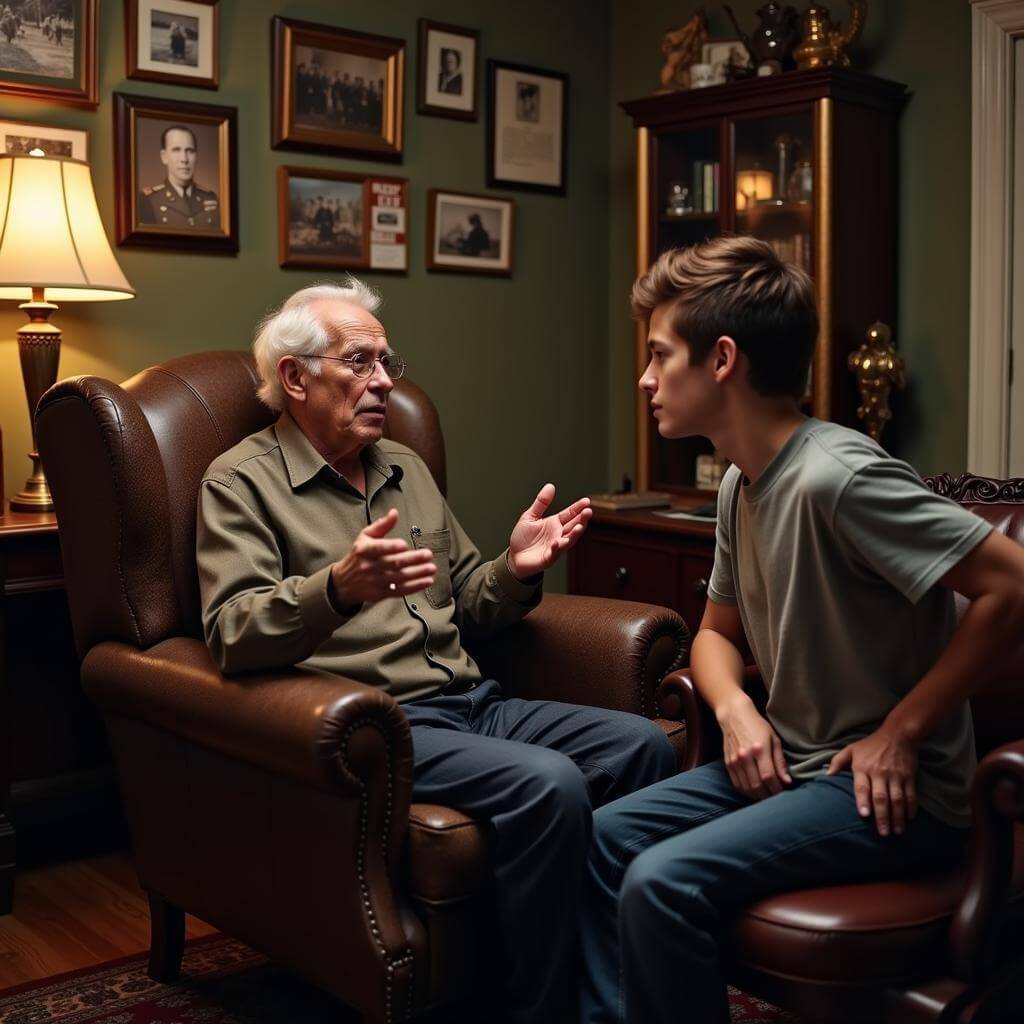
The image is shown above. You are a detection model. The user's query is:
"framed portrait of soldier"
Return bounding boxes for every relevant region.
[0,0,98,108]
[417,18,477,121]
[426,189,514,276]
[114,92,238,253]
[278,166,408,272]
[125,0,219,89]
[272,15,404,161]
[487,60,568,195]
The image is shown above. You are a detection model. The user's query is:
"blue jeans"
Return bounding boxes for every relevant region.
[580,759,969,1024]
[404,679,677,1024]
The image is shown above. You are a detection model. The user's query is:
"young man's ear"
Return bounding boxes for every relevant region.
[278,356,309,403]
[712,335,739,382]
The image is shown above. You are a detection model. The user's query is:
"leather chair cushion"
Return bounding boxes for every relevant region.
[732,824,1024,983]
[408,805,489,905]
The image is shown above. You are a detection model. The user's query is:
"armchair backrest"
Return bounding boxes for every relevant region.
[925,473,1024,758]
[36,351,446,657]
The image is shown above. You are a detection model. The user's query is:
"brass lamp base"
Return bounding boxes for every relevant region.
[9,291,60,514]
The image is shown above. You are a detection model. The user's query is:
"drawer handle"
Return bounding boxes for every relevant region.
[614,566,629,583]
[694,577,709,597]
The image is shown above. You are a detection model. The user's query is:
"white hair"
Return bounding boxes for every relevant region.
[252,276,383,411]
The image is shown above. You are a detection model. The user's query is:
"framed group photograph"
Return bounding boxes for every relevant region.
[278,166,408,272]
[0,0,98,108]
[0,117,87,159]
[487,60,568,195]
[417,18,477,121]
[114,92,238,253]
[427,188,514,276]
[272,15,404,161]
[125,0,220,89]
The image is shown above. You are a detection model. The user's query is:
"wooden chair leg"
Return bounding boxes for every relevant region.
[147,891,185,983]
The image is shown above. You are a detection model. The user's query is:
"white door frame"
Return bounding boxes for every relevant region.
[969,0,1024,475]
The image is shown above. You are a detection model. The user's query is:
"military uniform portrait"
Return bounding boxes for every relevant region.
[115,92,238,253]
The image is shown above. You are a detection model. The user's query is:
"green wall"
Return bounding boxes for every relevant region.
[607,0,973,484]
[0,0,612,591]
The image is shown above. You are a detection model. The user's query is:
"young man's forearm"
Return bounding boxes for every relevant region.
[691,627,750,721]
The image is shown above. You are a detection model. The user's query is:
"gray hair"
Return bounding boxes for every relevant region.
[253,276,382,411]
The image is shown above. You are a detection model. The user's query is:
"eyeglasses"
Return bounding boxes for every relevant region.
[297,352,406,380]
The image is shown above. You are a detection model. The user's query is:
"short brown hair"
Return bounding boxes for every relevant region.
[631,235,819,399]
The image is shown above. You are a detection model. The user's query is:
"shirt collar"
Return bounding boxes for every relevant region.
[274,411,403,492]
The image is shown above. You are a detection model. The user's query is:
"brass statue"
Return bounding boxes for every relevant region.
[848,321,904,443]
[794,1,867,70]
[658,9,709,91]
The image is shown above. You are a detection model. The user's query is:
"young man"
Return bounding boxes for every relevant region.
[580,235,1024,1024]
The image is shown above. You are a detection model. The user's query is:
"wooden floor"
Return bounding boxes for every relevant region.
[0,853,216,990]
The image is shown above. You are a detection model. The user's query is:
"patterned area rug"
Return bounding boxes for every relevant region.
[0,934,798,1022]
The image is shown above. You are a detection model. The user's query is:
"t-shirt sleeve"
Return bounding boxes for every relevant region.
[708,467,739,605]
[835,460,993,604]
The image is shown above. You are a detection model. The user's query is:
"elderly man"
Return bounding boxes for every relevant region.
[196,278,676,1024]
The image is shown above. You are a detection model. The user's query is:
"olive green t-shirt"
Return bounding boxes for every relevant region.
[708,418,992,826]
[197,412,542,702]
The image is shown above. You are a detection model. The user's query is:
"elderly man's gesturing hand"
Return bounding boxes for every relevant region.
[507,484,592,580]
[330,508,436,610]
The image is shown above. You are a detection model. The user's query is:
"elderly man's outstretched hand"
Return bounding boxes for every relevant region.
[329,508,436,610]
[507,484,592,580]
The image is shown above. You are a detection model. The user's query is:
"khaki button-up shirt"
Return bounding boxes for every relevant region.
[197,413,542,702]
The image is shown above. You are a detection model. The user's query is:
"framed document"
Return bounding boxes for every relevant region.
[487,59,567,195]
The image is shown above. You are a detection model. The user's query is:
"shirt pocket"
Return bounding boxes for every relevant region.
[411,526,453,609]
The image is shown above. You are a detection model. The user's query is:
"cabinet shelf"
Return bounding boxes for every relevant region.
[659,211,720,223]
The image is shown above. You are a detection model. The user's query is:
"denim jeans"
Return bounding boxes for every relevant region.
[580,759,969,1024]
[404,679,677,1024]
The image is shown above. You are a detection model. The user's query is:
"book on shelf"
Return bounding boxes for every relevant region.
[588,490,673,511]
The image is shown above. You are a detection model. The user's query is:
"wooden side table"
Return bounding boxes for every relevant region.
[0,511,116,914]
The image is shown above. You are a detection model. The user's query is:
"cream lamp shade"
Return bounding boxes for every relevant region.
[0,153,134,513]
[735,168,774,212]
[0,154,134,302]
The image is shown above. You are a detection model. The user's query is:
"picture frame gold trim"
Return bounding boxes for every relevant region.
[0,0,98,109]
[125,0,220,90]
[271,15,405,162]
[114,91,238,254]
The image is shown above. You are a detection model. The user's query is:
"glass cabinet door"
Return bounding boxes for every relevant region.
[654,125,721,257]
[731,111,814,273]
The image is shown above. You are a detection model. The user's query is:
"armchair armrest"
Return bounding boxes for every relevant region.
[949,738,1024,982]
[658,665,766,771]
[469,593,690,719]
[82,636,413,802]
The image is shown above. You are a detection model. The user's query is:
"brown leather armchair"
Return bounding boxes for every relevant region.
[35,351,690,1024]
[657,473,1024,1023]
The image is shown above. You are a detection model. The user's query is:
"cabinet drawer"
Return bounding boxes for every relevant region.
[572,536,676,608]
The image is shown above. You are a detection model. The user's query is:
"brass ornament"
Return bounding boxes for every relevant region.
[657,10,709,92]
[794,1,867,70]
[848,321,904,443]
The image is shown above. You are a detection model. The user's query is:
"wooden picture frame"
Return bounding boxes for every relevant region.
[0,0,98,109]
[487,59,568,195]
[426,188,514,276]
[0,118,88,160]
[125,0,220,90]
[417,18,478,122]
[278,166,408,273]
[114,92,238,254]
[272,15,404,161]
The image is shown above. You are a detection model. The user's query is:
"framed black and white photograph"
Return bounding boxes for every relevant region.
[0,117,87,159]
[0,0,97,108]
[487,60,567,195]
[417,18,477,121]
[427,188,514,276]
[114,92,238,253]
[272,15,404,161]
[702,39,752,85]
[126,0,219,89]
[278,167,408,272]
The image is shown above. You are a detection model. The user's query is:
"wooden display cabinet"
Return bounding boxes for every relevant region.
[569,69,907,627]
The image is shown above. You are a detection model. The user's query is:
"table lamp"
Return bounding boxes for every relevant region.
[735,168,774,211]
[0,152,134,513]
